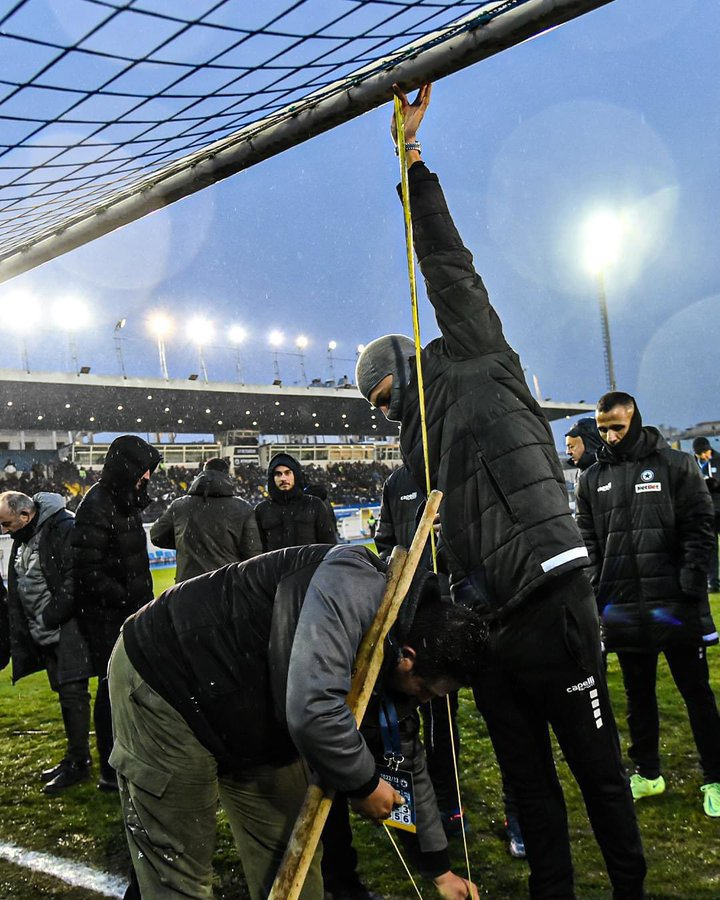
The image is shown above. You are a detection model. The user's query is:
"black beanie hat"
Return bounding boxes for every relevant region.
[693,437,712,454]
[355,334,415,423]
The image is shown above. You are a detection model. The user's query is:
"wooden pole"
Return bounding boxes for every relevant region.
[268,490,442,900]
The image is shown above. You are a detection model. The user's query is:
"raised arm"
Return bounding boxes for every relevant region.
[392,84,509,360]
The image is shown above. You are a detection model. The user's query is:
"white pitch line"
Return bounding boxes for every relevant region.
[0,841,128,898]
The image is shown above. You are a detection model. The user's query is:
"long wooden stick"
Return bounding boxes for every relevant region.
[268,489,442,900]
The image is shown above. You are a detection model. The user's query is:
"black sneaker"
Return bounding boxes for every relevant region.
[43,759,91,795]
[98,771,119,792]
[40,756,91,783]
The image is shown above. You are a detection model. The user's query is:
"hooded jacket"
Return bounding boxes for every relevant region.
[72,435,161,671]
[576,427,717,651]
[395,164,588,615]
[150,468,262,582]
[119,544,451,874]
[566,417,603,472]
[254,453,337,551]
[3,492,92,684]
[695,449,720,517]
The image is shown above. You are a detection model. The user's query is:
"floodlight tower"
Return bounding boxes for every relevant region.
[229,325,247,384]
[114,318,127,378]
[327,340,337,385]
[269,330,284,382]
[188,316,214,383]
[5,290,40,372]
[53,295,90,375]
[147,311,173,380]
[295,335,309,386]
[584,212,624,393]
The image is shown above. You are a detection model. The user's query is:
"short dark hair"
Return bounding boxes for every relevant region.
[693,437,712,454]
[204,457,229,473]
[404,601,488,684]
[596,391,635,415]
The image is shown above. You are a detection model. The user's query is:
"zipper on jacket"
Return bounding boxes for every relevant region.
[478,452,517,522]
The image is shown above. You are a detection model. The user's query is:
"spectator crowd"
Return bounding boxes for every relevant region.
[0,457,393,523]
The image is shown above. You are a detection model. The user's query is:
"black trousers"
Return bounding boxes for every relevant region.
[617,644,720,783]
[420,691,460,812]
[473,572,646,900]
[43,646,91,763]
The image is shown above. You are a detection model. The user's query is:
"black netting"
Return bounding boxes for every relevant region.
[0,0,527,261]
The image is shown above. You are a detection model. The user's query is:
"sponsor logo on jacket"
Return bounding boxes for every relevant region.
[400,492,418,501]
[597,482,612,492]
[635,482,661,493]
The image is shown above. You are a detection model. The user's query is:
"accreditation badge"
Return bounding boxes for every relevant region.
[376,764,416,833]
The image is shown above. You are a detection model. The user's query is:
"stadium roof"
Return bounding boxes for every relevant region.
[0,369,593,437]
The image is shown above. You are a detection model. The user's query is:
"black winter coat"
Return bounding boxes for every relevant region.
[150,469,262,582]
[375,466,424,561]
[576,428,717,652]
[255,453,337,551]
[697,449,720,518]
[4,500,92,685]
[72,436,161,672]
[120,544,450,873]
[400,164,588,615]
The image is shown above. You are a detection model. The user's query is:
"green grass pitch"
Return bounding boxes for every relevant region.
[0,571,718,898]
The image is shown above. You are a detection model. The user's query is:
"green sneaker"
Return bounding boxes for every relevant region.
[630,773,666,801]
[701,782,720,817]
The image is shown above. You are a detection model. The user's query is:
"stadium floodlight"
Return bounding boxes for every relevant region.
[268,330,284,382]
[4,289,40,372]
[114,317,128,379]
[583,211,624,392]
[327,340,337,385]
[52,294,90,375]
[229,325,247,384]
[295,335,309,386]
[584,212,624,275]
[147,310,173,380]
[187,316,214,382]
[187,316,214,345]
[52,294,90,332]
[147,310,173,339]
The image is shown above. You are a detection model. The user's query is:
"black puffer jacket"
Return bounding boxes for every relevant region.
[4,493,92,685]
[72,435,161,672]
[119,543,452,875]
[255,453,337,551]
[576,427,716,651]
[150,468,262,582]
[400,164,588,615]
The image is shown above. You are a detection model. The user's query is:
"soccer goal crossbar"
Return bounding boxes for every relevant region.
[0,0,612,284]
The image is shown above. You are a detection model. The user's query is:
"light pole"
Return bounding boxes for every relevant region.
[229,325,247,384]
[6,290,40,372]
[295,335,308,386]
[147,311,173,380]
[327,340,337,385]
[114,318,127,379]
[188,316,214,383]
[52,295,90,375]
[584,212,623,392]
[269,330,284,383]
